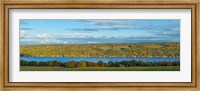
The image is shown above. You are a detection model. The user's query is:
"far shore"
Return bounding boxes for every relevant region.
[20,55,180,58]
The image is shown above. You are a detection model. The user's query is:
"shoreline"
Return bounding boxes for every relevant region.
[20,56,180,58]
[20,42,180,46]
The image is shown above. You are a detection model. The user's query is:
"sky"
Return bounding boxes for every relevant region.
[20,19,180,45]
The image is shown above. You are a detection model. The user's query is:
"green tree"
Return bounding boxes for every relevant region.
[79,61,86,67]
[98,61,104,67]
[65,61,76,68]
[108,61,114,67]
[52,60,60,66]
[47,61,54,66]
[28,61,38,66]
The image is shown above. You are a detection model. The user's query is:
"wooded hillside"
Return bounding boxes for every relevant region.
[20,42,180,57]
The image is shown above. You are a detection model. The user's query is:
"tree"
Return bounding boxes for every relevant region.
[52,60,60,66]
[114,62,120,67]
[129,60,137,66]
[38,61,47,66]
[120,61,129,67]
[79,61,86,67]
[65,61,76,68]
[28,61,38,66]
[86,62,93,67]
[20,60,28,66]
[92,63,98,67]
[98,61,104,67]
[137,61,143,66]
[108,61,114,67]
[47,61,54,66]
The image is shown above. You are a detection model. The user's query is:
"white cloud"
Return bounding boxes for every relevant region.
[20,30,26,37]
[21,38,68,44]
[39,39,66,44]
[21,33,53,39]
[96,25,134,30]
[21,33,122,39]
[36,33,52,38]
[87,41,98,44]
[162,32,174,35]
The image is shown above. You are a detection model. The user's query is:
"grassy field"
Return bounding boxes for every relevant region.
[20,66,180,71]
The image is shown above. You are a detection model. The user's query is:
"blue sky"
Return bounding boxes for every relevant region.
[20,19,180,45]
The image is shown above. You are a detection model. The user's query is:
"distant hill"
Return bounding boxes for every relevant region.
[20,42,180,58]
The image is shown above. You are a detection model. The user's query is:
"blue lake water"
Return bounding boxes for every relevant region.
[20,56,180,63]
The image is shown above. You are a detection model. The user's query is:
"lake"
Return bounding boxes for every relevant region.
[20,56,179,63]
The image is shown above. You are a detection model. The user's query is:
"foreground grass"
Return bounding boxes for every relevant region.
[20,66,180,71]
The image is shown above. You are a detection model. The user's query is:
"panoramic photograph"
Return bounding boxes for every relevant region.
[20,19,180,71]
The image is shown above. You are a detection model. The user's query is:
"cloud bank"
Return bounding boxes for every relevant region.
[20,20,180,44]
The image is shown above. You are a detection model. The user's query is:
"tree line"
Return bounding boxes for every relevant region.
[20,59,180,68]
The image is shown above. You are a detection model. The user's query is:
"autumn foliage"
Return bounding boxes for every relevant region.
[20,59,180,68]
[20,42,180,58]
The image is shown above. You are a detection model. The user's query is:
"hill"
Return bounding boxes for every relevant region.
[20,42,180,58]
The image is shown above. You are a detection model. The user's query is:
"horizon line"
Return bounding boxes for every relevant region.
[20,42,180,45]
